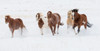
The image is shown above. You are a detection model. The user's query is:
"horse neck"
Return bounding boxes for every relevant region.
[74,12,80,17]
[74,12,80,21]
[9,18,14,24]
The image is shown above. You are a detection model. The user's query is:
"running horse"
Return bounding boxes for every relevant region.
[47,11,63,35]
[36,13,48,35]
[67,10,74,29]
[72,9,92,35]
[5,15,26,38]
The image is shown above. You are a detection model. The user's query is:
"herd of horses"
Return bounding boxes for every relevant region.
[5,9,92,38]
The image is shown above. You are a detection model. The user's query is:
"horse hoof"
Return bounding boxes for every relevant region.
[41,34,43,35]
[11,36,13,38]
[75,33,77,35]
[53,34,54,36]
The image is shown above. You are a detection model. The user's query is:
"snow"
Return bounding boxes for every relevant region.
[0,0,100,51]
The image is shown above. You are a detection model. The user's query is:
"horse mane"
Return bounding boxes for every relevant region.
[47,11,52,19]
[5,15,11,19]
[72,9,79,12]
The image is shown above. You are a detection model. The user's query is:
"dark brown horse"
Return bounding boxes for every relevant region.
[5,15,26,38]
[47,11,63,35]
[72,9,92,35]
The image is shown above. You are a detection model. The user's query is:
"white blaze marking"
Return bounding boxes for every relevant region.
[83,21,86,24]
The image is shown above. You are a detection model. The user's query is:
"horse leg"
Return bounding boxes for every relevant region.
[49,25,54,36]
[67,25,69,29]
[84,23,87,29]
[84,16,87,29]
[84,19,87,29]
[57,24,59,34]
[54,25,56,35]
[21,28,23,36]
[73,25,77,35]
[67,25,70,33]
[67,20,70,29]
[40,28,43,35]
[78,25,81,34]
[11,29,14,38]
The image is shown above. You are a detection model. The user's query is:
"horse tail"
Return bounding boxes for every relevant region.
[17,19,26,28]
[87,21,93,28]
[81,14,92,28]
[60,22,64,26]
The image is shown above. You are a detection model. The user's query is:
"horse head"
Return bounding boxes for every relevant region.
[47,11,52,19]
[36,13,41,21]
[68,10,72,15]
[36,13,43,21]
[5,15,11,24]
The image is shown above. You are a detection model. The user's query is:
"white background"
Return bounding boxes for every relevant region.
[0,0,100,51]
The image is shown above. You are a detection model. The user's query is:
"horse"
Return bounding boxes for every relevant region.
[72,9,92,35]
[47,11,63,35]
[36,13,48,35]
[5,15,26,38]
[67,10,74,29]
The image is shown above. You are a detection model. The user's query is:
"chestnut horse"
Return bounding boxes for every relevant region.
[67,10,74,29]
[36,13,48,35]
[5,15,26,38]
[72,9,92,34]
[47,11,63,35]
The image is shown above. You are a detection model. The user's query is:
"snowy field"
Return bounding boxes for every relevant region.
[0,0,100,51]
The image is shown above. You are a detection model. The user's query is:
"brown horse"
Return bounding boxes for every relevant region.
[5,15,26,38]
[47,11,63,35]
[72,9,92,34]
[36,13,48,35]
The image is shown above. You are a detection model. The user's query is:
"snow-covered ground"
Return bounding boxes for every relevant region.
[0,0,100,51]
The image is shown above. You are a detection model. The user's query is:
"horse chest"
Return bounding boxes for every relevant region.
[38,19,44,28]
[48,18,56,26]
